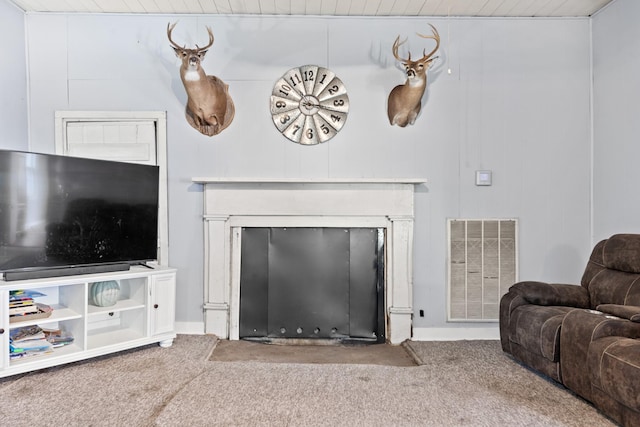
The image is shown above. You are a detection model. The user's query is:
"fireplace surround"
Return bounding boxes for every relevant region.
[192,178,425,344]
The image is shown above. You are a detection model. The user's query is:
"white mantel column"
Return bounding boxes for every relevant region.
[203,215,230,338]
[387,216,414,344]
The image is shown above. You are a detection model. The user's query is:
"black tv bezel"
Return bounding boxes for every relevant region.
[0,150,160,281]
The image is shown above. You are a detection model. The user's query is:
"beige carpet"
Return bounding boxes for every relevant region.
[209,339,419,366]
[0,335,617,427]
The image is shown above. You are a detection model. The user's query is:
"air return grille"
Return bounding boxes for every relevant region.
[447,219,518,322]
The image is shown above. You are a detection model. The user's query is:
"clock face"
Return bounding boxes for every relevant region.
[270,65,349,145]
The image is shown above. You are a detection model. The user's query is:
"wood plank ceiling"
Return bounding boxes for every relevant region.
[7,0,614,17]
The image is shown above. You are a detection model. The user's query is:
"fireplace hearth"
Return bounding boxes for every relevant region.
[192,178,425,344]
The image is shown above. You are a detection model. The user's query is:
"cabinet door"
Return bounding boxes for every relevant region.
[150,273,175,336]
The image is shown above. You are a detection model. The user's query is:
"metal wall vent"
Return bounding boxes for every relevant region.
[447,219,518,322]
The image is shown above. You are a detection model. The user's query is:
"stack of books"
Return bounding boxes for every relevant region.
[9,290,53,323]
[9,325,54,360]
[9,325,73,360]
[9,325,75,360]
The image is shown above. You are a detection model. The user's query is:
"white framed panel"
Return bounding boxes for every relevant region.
[54,111,169,267]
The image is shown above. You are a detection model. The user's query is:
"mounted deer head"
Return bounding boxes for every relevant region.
[387,24,440,127]
[167,22,235,136]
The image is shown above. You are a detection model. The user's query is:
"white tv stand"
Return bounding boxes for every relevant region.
[0,265,176,378]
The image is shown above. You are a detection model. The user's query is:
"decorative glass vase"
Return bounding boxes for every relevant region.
[90,280,120,307]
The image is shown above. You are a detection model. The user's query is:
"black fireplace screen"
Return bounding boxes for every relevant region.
[239,227,385,342]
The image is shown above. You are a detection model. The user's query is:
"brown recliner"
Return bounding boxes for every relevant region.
[563,309,640,427]
[499,234,640,426]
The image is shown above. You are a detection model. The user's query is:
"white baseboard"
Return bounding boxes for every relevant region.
[412,327,500,341]
[175,321,205,335]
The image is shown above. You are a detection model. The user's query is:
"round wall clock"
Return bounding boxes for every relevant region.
[270,65,349,145]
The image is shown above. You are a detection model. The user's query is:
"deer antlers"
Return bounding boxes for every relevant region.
[392,24,440,66]
[167,22,214,54]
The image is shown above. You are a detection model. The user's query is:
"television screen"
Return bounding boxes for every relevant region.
[0,150,159,278]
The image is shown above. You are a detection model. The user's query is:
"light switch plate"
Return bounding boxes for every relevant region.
[476,170,492,186]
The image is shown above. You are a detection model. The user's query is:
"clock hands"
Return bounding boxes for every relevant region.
[302,98,318,109]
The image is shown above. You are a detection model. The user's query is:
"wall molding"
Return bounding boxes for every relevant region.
[412,327,500,341]
[175,322,206,335]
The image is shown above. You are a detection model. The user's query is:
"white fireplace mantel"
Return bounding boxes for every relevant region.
[193,177,426,344]
[193,177,426,184]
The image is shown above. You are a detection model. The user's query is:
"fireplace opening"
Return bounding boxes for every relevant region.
[239,227,385,344]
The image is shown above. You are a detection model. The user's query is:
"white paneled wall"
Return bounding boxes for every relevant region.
[592,0,640,241]
[22,13,592,336]
[0,0,28,151]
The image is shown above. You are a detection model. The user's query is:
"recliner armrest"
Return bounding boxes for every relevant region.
[596,304,640,323]
[590,314,640,341]
[509,281,590,308]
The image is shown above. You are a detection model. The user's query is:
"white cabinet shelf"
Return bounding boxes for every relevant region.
[87,299,146,315]
[9,306,83,327]
[0,266,176,378]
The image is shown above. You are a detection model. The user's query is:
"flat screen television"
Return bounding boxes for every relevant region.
[0,150,160,281]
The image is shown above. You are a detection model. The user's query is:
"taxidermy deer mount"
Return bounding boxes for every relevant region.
[167,22,235,136]
[387,24,440,127]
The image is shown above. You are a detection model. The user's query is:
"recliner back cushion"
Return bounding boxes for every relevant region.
[581,239,606,288]
[602,234,640,273]
[587,269,640,308]
[581,235,640,307]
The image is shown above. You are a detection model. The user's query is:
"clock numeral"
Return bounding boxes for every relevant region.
[317,107,347,132]
[311,68,336,98]
[280,114,291,125]
[289,74,302,87]
[299,65,318,96]
[306,128,314,139]
[317,76,346,102]
[279,83,292,97]
[270,95,300,115]
[272,78,302,102]
[318,93,349,113]
[311,114,338,143]
[281,112,306,141]
[303,70,314,82]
